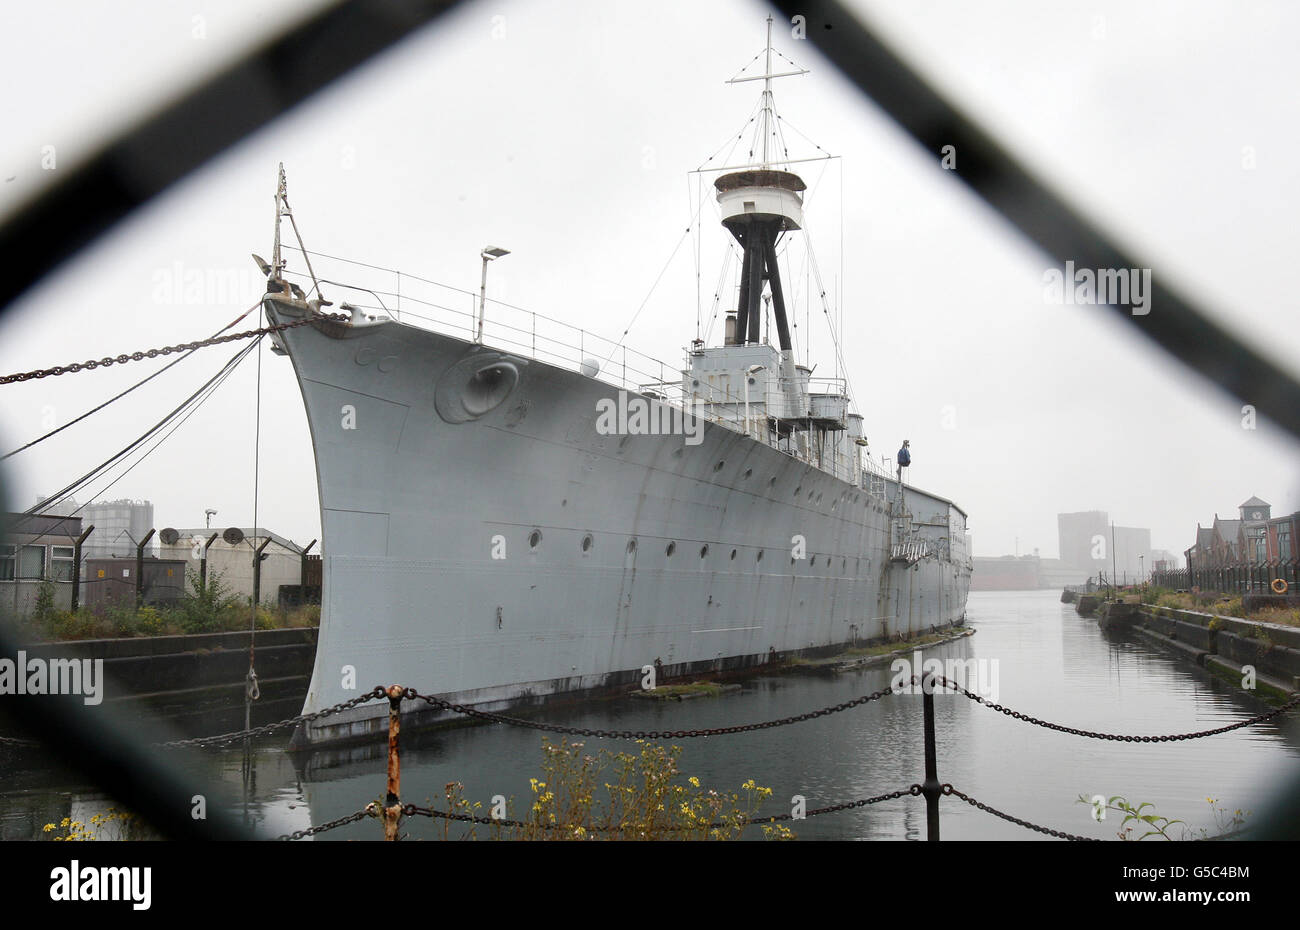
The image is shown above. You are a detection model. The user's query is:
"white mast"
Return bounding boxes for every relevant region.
[725,14,808,170]
[763,14,772,167]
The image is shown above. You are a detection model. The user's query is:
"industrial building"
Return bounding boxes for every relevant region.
[0,511,84,616]
[158,527,313,606]
[1057,510,1151,582]
[33,496,155,559]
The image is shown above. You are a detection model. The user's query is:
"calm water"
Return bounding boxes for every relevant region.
[4,590,1298,841]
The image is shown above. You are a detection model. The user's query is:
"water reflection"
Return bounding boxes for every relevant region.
[3,591,1297,841]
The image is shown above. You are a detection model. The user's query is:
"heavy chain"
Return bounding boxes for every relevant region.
[931,674,1300,742]
[406,683,906,739]
[401,788,914,834]
[155,687,387,749]
[0,313,347,385]
[740,787,918,825]
[942,784,1099,841]
[278,803,378,841]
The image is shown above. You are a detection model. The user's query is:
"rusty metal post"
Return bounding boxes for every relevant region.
[921,671,941,841]
[71,524,93,613]
[300,539,317,605]
[383,685,405,840]
[200,532,218,595]
[135,529,155,609]
[251,537,271,613]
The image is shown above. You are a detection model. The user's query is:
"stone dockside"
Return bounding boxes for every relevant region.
[1070,594,1300,699]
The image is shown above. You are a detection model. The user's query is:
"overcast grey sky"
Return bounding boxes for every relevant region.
[1,0,1297,561]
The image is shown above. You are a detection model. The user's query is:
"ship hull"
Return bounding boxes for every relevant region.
[267,300,970,747]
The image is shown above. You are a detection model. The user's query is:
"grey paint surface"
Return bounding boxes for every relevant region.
[267,295,970,745]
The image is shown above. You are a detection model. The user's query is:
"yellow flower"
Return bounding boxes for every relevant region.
[43,824,54,833]
[688,776,700,788]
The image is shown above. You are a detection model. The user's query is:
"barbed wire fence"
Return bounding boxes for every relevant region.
[8,675,1292,840]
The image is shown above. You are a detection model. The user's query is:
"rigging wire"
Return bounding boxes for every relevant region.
[694,95,765,172]
[15,340,260,527]
[803,228,859,410]
[774,113,833,157]
[1,301,261,462]
[599,224,693,368]
[57,342,258,530]
[691,171,701,344]
[248,305,264,705]
[727,48,764,81]
[701,243,737,347]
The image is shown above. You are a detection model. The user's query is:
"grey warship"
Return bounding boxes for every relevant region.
[262,21,971,748]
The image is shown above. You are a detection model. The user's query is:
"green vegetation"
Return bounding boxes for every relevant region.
[41,808,145,841]
[1077,794,1249,841]
[431,737,793,840]
[1139,586,1300,628]
[11,568,320,643]
[633,681,728,700]
[841,630,955,658]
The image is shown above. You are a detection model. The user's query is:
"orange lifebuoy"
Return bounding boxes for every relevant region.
[1271,578,1288,595]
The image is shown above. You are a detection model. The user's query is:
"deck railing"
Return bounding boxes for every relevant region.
[280,249,895,486]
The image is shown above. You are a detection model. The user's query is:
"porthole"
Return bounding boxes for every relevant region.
[743,468,752,480]
[830,499,837,512]
[810,555,817,567]
[794,486,801,497]
[699,544,709,559]
[581,534,593,553]
[807,490,814,501]
[816,492,823,505]
[627,539,637,554]
[730,549,737,560]
[842,557,848,571]
[529,530,542,550]
[756,550,764,563]
[666,541,677,557]
[769,476,777,487]
[714,460,725,472]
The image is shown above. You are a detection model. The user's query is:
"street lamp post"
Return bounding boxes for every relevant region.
[477,246,510,343]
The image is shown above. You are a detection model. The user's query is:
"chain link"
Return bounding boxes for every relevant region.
[930,674,1300,742]
[406,684,907,740]
[278,803,378,840]
[942,784,1099,841]
[155,687,387,749]
[0,313,348,385]
[401,787,914,834]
